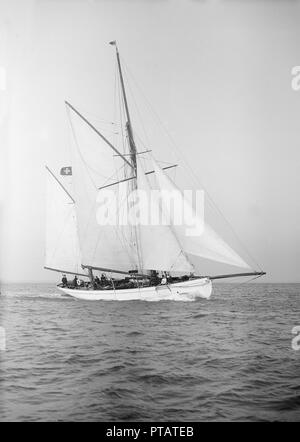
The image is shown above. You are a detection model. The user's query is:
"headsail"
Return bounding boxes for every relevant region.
[152,159,251,269]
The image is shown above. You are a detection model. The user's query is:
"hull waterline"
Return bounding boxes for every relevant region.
[57,277,212,301]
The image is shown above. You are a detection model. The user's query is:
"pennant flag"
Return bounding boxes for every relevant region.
[60,166,72,176]
[109,41,116,46]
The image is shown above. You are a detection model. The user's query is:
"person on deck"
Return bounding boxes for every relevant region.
[61,274,68,287]
[73,275,78,288]
[94,276,100,287]
[150,270,160,286]
[166,272,173,284]
[100,274,107,286]
[161,272,167,285]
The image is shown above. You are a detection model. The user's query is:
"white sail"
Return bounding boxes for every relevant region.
[152,160,251,269]
[45,170,85,275]
[45,42,265,297]
[136,159,194,273]
[67,106,140,272]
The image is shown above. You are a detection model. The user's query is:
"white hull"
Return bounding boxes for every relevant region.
[58,277,212,301]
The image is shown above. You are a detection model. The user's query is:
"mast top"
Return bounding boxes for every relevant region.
[110,40,137,171]
[109,40,118,52]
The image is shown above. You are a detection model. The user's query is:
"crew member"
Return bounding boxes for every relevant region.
[161,272,167,285]
[61,274,68,287]
[73,275,78,288]
[101,274,107,286]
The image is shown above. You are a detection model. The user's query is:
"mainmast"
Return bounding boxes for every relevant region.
[110,41,137,172]
[110,41,143,272]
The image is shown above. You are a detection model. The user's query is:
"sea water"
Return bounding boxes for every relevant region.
[0,283,299,422]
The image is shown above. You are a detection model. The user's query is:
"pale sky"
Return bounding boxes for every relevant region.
[1,0,300,283]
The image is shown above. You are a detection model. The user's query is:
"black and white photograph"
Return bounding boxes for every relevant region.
[0,0,299,425]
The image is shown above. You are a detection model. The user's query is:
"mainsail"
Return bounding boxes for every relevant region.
[67,105,141,272]
[65,104,250,274]
[66,98,198,274]
[45,168,85,275]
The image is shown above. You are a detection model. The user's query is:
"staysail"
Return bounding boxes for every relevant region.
[152,159,251,269]
[45,168,85,275]
[136,158,194,273]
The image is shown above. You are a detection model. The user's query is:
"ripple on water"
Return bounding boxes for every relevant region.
[1,283,300,422]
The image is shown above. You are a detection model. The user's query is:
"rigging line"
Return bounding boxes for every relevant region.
[85,118,116,126]
[67,106,124,188]
[231,274,265,289]
[117,62,127,157]
[123,169,143,271]
[122,59,150,147]
[66,103,114,124]
[66,102,120,127]
[150,158,176,166]
[113,62,125,187]
[100,163,127,188]
[115,52,143,271]
[45,166,75,203]
[118,89,139,274]
[131,159,144,271]
[170,250,194,273]
[114,64,132,220]
[122,59,263,271]
[66,108,99,190]
[113,56,122,161]
[113,56,120,155]
[117,61,143,272]
[79,116,117,126]
[92,127,119,136]
[131,131,149,153]
[125,167,143,271]
[66,101,133,169]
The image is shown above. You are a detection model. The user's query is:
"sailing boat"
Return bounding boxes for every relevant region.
[45,41,265,301]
